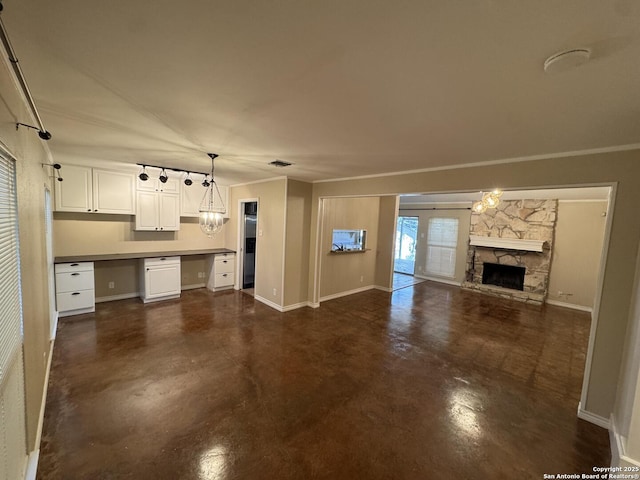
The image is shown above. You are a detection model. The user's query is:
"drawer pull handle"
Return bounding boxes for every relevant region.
[222,274,227,277]
[71,263,79,266]
[160,257,166,260]
[71,292,80,296]
[223,260,227,263]
[71,273,80,276]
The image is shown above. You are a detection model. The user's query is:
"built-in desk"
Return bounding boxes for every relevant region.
[54,249,236,316]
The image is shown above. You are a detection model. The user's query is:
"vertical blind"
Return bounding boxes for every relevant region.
[426,218,459,278]
[0,153,22,388]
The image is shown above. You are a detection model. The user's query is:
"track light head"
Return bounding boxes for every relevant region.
[159,168,168,184]
[184,172,193,186]
[202,175,210,188]
[38,130,52,140]
[138,165,149,181]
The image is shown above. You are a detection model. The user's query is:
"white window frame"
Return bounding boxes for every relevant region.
[425,217,459,279]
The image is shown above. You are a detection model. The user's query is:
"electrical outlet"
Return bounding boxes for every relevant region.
[197,272,204,279]
[108,281,115,289]
[417,265,422,271]
[360,275,364,282]
[273,288,277,296]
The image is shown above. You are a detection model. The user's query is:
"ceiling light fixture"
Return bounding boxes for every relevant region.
[184,172,193,186]
[159,168,169,184]
[472,189,503,214]
[199,153,226,237]
[42,162,63,181]
[138,165,149,181]
[202,175,210,188]
[543,48,591,74]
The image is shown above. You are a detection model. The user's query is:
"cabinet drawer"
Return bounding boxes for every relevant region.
[55,262,94,274]
[216,253,235,260]
[143,256,180,268]
[56,290,95,312]
[214,257,234,274]
[56,270,95,293]
[214,272,234,288]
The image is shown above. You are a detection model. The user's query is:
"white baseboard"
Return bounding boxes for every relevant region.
[414,274,461,287]
[610,413,640,468]
[308,302,320,309]
[281,301,313,312]
[319,285,375,303]
[374,285,394,293]
[95,292,139,303]
[181,283,205,291]
[25,339,55,480]
[577,402,610,429]
[254,295,284,311]
[545,299,593,313]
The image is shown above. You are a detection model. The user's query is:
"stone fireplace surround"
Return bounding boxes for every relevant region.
[462,199,558,304]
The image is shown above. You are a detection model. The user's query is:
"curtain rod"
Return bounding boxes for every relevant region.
[0,4,52,140]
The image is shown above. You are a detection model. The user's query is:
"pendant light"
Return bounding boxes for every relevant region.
[199,153,226,237]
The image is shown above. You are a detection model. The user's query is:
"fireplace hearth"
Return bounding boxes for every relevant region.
[482,263,525,291]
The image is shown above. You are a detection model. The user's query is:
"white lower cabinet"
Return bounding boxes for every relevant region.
[140,256,181,303]
[55,262,95,317]
[207,253,235,291]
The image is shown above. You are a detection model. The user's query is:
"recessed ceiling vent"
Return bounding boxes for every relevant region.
[269,160,292,167]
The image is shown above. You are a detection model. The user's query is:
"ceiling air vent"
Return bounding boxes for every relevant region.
[269,160,292,168]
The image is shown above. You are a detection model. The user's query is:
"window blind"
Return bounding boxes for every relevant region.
[0,153,22,389]
[426,218,459,278]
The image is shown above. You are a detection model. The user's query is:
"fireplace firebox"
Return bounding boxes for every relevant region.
[482,263,525,291]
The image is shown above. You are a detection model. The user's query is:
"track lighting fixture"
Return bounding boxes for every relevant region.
[42,162,63,181]
[202,175,210,188]
[138,165,149,181]
[159,168,169,184]
[184,172,193,186]
[17,122,52,140]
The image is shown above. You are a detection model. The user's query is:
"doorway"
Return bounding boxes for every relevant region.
[394,216,418,275]
[239,201,257,294]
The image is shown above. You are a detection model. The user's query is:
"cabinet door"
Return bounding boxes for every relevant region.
[145,264,181,299]
[159,194,180,231]
[54,165,92,212]
[180,183,206,217]
[158,177,179,194]
[135,191,159,230]
[93,169,135,214]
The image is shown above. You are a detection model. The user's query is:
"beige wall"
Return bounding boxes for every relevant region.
[283,180,312,307]
[320,197,380,299]
[0,55,53,450]
[398,203,472,284]
[53,215,226,257]
[374,196,399,289]
[309,151,640,419]
[226,178,287,306]
[548,201,608,309]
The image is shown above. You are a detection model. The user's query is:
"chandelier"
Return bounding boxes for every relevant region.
[199,153,226,236]
[472,189,503,214]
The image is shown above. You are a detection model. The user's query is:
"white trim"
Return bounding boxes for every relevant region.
[374,285,394,293]
[95,292,139,303]
[25,339,55,480]
[313,144,640,184]
[319,285,375,303]
[580,183,617,414]
[308,301,320,309]
[281,179,288,307]
[558,199,609,204]
[282,301,313,312]
[230,176,287,188]
[577,401,610,429]
[469,235,544,252]
[311,197,324,306]
[610,413,640,468]
[415,274,461,287]
[50,311,58,341]
[254,294,284,311]
[545,299,593,313]
[235,197,259,291]
[181,283,205,291]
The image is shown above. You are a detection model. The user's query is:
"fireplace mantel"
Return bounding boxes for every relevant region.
[469,235,545,252]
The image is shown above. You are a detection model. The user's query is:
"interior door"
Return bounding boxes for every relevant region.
[394,216,419,275]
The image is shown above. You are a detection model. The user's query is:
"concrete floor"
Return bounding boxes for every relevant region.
[38,282,610,479]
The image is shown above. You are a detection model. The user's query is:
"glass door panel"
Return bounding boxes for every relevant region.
[394,216,418,274]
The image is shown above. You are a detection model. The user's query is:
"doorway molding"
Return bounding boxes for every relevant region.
[235,197,259,292]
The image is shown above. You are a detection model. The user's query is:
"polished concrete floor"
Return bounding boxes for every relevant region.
[38,282,610,479]
[392,272,425,290]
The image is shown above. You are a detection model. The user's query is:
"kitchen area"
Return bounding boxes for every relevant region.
[52,162,238,317]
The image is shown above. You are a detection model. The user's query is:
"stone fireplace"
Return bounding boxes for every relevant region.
[462,199,557,304]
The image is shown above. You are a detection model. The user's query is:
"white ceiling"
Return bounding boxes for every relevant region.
[5,1,640,185]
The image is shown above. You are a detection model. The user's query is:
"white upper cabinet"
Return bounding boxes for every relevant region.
[135,177,180,231]
[180,183,229,219]
[55,165,135,214]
